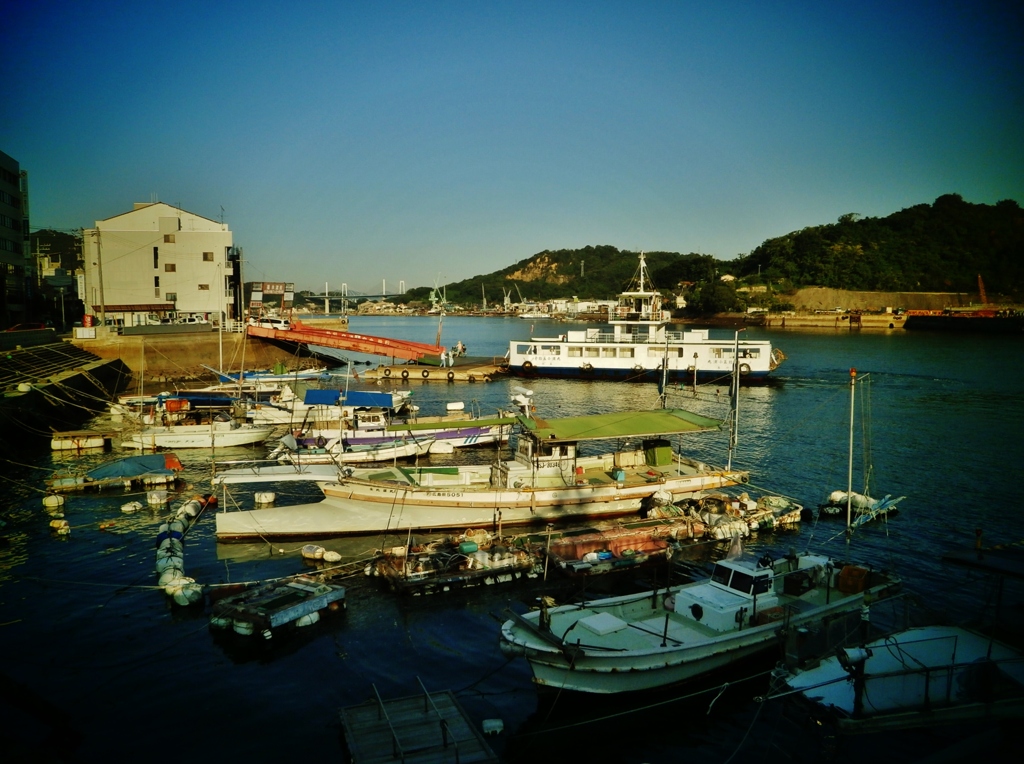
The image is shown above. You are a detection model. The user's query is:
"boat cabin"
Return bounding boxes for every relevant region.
[669,559,780,632]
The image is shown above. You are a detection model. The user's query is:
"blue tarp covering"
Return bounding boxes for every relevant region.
[303,389,342,405]
[302,389,397,407]
[86,455,176,480]
[343,390,396,408]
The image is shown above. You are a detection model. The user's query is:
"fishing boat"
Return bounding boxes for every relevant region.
[122,415,276,450]
[778,625,1024,732]
[506,252,785,383]
[498,550,901,694]
[819,369,906,527]
[215,407,747,540]
[47,453,184,493]
[292,401,516,451]
[245,388,412,427]
[533,517,699,578]
[269,433,434,465]
[366,529,540,594]
[202,363,330,384]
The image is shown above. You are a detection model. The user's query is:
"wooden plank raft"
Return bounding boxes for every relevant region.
[340,680,498,764]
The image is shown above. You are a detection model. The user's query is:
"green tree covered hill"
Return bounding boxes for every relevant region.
[404,194,1023,313]
[733,194,1023,297]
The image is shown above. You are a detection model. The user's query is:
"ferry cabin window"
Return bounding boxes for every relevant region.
[540,345,560,356]
[585,347,600,358]
[516,344,535,355]
[753,574,771,595]
[620,348,634,358]
[568,346,582,357]
[601,347,616,358]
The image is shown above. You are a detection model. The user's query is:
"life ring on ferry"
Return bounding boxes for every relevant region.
[632,365,644,374]
[522,361,533,370]
[447,371,455,381]
[315,436,327,448]
[401,369,409,379]
[421,369,431,378]
[383,368,392,377]
[739,363,751,376]
[581,363,594,372]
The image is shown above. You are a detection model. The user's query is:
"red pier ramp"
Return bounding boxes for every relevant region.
[246,321,443,362]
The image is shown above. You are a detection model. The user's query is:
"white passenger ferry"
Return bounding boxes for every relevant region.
[506,253,785,384]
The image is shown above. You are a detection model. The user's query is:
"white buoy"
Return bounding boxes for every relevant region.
[42,494,65,509]
[323,550,342,563]
[233,620,255,636]
[429,440,455,454]
[49,518,70,535]
[17,382,32,392]
[295,611,320,627]
[172,582,203,607]
[446,401,465,411]
[209,614,231,629]
[147,490,167,506]
[301,544,325,560]
[121,500,144,513]
[254,491,275,505]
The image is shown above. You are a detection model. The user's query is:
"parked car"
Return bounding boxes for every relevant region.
[247,317,291,330]
[5,322,47,332]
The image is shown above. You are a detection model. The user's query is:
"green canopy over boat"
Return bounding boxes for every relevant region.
[517,408,722,443]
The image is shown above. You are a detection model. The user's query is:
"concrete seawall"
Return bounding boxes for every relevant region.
[70,330,310,381]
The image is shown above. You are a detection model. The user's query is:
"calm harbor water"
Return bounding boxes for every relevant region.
[2,316,1023,762]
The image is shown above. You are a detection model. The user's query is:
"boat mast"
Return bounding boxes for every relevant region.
[847,367,856,532]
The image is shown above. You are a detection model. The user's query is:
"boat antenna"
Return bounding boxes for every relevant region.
[846,368,856,539]
[726,329,744,470]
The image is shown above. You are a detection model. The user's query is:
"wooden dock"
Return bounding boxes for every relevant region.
[340,680,498,764]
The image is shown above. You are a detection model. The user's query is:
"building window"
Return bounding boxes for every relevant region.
[154,276,160,287]
[198,284,210,290]
[203,252,214,262]
[155,288,161,297]
[164,234,175,243]
[153,247,158,268]
[164,263,176,272]
[166,292,177,302]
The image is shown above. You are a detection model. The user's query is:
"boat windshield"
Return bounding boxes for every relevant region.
[711,564,772,595]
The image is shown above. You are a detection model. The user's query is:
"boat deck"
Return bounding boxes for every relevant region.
[340,682,498,764]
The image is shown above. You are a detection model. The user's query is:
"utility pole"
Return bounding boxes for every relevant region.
[93,228,106,327]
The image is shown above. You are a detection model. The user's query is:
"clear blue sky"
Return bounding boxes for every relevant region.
[3,1,1021,294]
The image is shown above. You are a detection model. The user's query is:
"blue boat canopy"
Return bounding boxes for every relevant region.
[86,454,181,480]
[303,389,341,405]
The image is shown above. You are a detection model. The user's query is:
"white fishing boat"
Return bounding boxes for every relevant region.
[507,252,785,383]
[215,407,747,540]
[213,461,340,484]
[269,433,434,465]
[202,363,329,384]
[778,625,1024,732]
[122,417,276,450]
[294,401,515,451]
[498,551,901,694]
[246,388,412,427]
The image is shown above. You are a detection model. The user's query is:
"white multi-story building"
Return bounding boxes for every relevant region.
[82,202,234,325]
